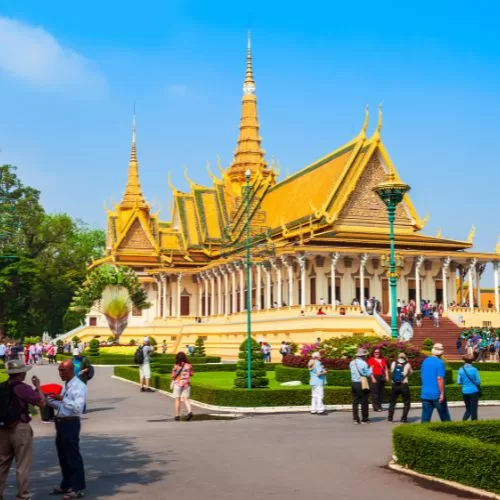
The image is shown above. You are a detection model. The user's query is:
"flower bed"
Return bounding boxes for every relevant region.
[393,421,500,494]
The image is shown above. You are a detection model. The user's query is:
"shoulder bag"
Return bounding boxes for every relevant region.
[170,362,185,391]
[461,366,482,398]
[353,360,370,393]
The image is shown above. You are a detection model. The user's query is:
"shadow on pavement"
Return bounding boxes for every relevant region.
[7,433,168,498]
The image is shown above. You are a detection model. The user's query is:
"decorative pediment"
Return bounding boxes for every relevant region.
[117,217,156,252]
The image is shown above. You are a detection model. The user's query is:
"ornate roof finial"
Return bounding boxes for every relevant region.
[167,172,179,195]
[359,105,369,137]
[496,236,500,254]
[468,225,476,244]
[374,103,383,139]
[436,228,442,238]
[244,31,256,96]
[120,109,148,209]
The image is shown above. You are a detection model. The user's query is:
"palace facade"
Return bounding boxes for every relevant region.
[80,36,500,354]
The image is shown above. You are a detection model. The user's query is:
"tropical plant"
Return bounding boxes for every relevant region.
[100,286,132,339]
[194,337,206,356]
[234,338,269,388]
[87,338,100,356]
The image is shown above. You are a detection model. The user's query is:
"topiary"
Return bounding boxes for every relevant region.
[129,339,136,346]
[234,338,269,388]
[422,337,434,351]
[72,336,80,344]
[87,338,100,357]
[148,336,157,347]
[194,337,206,356]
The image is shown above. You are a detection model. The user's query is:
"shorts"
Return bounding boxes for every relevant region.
[139,363,151,379]
[173,384,191,399]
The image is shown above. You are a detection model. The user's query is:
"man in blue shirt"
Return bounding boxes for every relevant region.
[420,343,451,422]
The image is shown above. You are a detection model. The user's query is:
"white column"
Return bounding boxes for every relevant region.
[231,266,237,314]
[256,264,262,310]
[287,259,294,306]
[298,254,306,310]
[161,274,167,319]
[239,264,245,312]
[197,277,203,317]
[170,277,176,317]
[272,259,282,307]
[264,264,271,309]
[468,260,475,312]
[203,274,209,317]
[475,263,481,309]
[415,256,424,314]
[155,277,161,318]
[330,253,339,308]
[216,270,222,315]
[223,268,229,315]
[177,273,182,318]
[359,253,368,311]
[442,257,450,312]
[494,262,500,313]
[210,272,215,316]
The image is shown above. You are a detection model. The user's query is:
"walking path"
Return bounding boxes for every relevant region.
[5,365,499,499]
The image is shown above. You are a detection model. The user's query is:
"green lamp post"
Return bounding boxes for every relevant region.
[373,172,410,338]
[245,169,252,389]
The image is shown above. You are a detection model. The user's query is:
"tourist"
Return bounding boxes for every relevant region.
[433,309,440,328]
[279,341,288,361]
[262,342,272,362]
[47,343,56,364]
[161,340,167,354]
[456,355,481,421]
[495,337,500,362]
[487,300,493,309]
[367,348,389,412]
[47,360,87,498]
[420,343,451,422]
[171,352,194,421]
[456,337,463,355]
[397,299,402,317]
[316,307,326,316]
[72,349,93,383]
[0,340,6,363]
[319,297,325,306]
[35,342,43,364]
[309,352,327,415]
[387,352,413,423]
[0,359,45,500]
[350,348,373,424]
[415,313,422,328]
[138,337,155,392]
[29,344,36,365]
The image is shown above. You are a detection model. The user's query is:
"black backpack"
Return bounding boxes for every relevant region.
[392,362,406,384]
[134,346,145,365]
[0,381,22,427]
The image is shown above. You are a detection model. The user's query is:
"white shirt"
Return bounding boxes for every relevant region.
[48,376,87,417]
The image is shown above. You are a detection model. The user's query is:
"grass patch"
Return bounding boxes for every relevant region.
[452,370,500,385]
[194,371,300,390]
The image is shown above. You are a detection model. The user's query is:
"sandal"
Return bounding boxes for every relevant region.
[49,487,70,495]
[63,491,85,499]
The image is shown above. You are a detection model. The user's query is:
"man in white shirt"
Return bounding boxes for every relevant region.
[139,337,155,393]
[47,360,87,498]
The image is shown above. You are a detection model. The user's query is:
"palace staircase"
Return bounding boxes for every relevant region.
[383,316,462,360]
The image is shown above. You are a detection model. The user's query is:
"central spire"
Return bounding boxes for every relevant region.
[120,112,148,209]
[226,32,271,193]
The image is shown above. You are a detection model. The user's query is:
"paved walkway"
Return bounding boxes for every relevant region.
[4,365,499,499]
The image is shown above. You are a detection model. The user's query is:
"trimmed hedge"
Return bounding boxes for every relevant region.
[393,421,500,494]
[275,365,453,386]
[56,354,221,366]
[447,361,500,372]
[114,366,500,407]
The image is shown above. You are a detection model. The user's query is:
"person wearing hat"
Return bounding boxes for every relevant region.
[72,349,92,384]
[420,343,451,422]
[308,352,328,415]
[139,337,156,392]
[349,348,373,424]
[0,359,45,500]
[388,352,413,423]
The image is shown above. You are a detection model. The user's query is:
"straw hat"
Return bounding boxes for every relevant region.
[5,359,32,375]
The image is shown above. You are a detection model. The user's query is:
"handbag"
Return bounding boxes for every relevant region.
[170,363,185,391]
[461,366,482,398]
[353,360,370,393]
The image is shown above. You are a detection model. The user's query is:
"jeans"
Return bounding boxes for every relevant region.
[421,398,451,423]
[369,375,386,410]
[352,382,369,422]
[55,419,86,492]
[463,392,479,421]
[311,385,325,413]
[388,383,411,421]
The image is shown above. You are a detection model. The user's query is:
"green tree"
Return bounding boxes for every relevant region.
[194,336,206,356]
[234,338,269,388]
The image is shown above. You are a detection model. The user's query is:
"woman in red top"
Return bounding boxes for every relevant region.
[367,348,389,411]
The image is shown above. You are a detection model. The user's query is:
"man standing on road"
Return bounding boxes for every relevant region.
[0,359,45,500]
[0,340,6,363]
[47,360,87,499]
[420,343,451,422]
[138,337,155,392]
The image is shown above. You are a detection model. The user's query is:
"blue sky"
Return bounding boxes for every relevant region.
[0,1,499,282]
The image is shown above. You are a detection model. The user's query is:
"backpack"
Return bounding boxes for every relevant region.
[0,381,22,427]
[392,362,406,384]
[134,346,145,365]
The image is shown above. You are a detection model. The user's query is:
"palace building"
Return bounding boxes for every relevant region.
[80,35,500,355]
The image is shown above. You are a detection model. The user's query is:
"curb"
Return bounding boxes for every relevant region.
[388,460,500,499]
[111,376,500,414]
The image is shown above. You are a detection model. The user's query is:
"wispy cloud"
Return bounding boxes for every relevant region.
[0,16,106,93]
[166,84,188,97]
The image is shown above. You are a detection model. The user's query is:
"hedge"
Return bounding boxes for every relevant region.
[113,367,500,407]
[447,361,500,371]
[393,421,500,494]
[275,365,453,386]
[55,354,221,365]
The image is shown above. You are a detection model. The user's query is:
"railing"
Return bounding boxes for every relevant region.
[373,310,391,336]
[449,306,500,314]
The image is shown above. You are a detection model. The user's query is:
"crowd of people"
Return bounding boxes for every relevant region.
[457,328,500,361]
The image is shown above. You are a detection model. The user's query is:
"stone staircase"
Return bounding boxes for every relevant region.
[383,316,462,360]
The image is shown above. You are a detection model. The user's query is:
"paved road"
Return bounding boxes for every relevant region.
[4,365,499,499]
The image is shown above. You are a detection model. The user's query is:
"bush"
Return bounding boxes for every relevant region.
[234,338,269,388]
[194,337,206,356]
[393,421,500,494]
[148,336,157,347]
[447,361,500,371]
[422,337,434,351]
[129,339,136,346]
[23,336,41,345]
[87,339,100,356]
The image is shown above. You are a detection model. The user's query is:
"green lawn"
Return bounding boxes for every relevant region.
[193,371,304,390]
[452,370,500,385]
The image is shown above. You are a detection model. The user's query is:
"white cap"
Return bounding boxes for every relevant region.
[72,348,80,356]
[143,337,150,343]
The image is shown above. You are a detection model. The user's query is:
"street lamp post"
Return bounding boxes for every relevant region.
[245,169,252,389]
[373,172,410,339]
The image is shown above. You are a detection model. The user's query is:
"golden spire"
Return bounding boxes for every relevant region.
[120,112,148,209]
[226,32,271,192]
